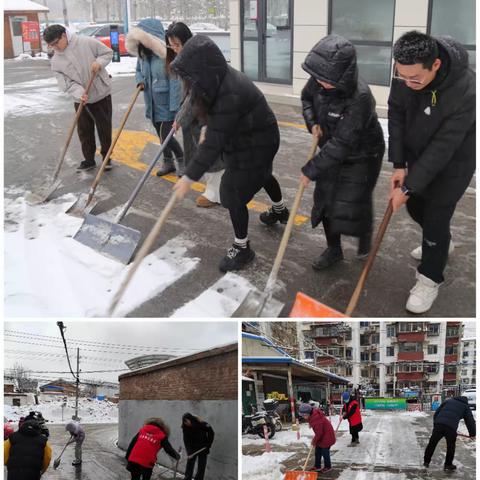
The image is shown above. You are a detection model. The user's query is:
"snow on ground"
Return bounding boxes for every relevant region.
[4,77,70,117]
[171,272,282,317]
[242,452,295,480]
[14,52,50,61]
[106,56,138,77]
[337,471,407,480]
[4,193,199,316]
[4,398,118,424]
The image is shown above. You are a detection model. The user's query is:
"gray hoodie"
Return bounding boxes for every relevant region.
[50,33,113,104]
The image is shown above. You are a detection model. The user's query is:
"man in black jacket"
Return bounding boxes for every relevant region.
[171,35,288,272]
[388,31,475,314]
[424,396,475,471]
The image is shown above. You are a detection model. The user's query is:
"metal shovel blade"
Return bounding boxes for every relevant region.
[73,213,142,264]
[231,289,284,318]
[66,193,98,217]
[25,179,62,205]
[53,457,61,470]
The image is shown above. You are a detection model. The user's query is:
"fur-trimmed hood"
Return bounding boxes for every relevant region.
[126,18,167,59]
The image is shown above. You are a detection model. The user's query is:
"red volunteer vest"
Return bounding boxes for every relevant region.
[128,424,167,468]
[347,400,362,427]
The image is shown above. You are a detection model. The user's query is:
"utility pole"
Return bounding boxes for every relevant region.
[42,0,49,26]
[62,0,69,26]
[74,348,80,420]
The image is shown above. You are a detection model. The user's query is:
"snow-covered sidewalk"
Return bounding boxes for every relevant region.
[242,410,477,480]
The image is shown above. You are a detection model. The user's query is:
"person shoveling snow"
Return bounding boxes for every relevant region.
[65,421,85,467]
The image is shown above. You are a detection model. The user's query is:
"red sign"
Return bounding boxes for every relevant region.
[21,21,40,44]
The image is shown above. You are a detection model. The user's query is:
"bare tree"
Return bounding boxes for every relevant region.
[10,363,33,393]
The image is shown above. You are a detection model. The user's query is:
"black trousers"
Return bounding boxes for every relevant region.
[424,424,457,466]
[128,463,153,480]
[406,196,457,283]
[75,95,112,164]
[153,120,184,162]
[220,165,283,240]
[184,452,208,480]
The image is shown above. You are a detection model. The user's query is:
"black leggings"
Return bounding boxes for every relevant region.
[424,424,457,466]
[153,120,184,161]
[129,463,153,480]
[223,171,283,239]
[184,452,208,480]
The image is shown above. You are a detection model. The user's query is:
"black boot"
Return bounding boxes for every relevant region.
[312,246,344,271]
[260,207,289,225]
[156,158,176,176]
[444,464,457,472]
[219,242,255,272]
[357,233,371,259]
[77,160,96,171]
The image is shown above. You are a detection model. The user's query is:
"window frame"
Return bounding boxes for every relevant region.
[328,0,396,86]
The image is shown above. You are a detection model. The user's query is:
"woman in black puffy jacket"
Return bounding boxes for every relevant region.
[171,35,288,273]
[300,34,385,270]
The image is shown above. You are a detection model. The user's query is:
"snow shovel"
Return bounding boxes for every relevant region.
[232,137,319,318]
[53,436,74,469]
[66,84,143,217]
[26,73,97,205]
[284,444,317,480]
[107,190,180,316]
[187,447,207,460]
[73,127,176,264]
[173,446,182,479]
[289,201,393,317]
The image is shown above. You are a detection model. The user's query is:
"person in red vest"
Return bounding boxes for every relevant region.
[299,403,336,473]
[341,391,363,445]
[125,418,180,480]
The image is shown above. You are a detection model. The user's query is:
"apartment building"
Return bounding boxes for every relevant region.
[306,321,464,397]
[460,337,476,388]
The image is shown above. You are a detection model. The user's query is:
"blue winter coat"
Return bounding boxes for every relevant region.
[129,19,181,122]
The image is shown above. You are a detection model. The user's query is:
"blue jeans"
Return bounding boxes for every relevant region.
[315,446,331,469]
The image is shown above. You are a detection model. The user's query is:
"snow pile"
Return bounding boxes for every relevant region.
[4,193,199,317]
[106,56,138,77]
[4,398,118,424]
[242,452,294,480]
[14,52,49,61]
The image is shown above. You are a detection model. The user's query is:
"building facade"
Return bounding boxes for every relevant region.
[307,321,465,396]
[228,0,476,112]
[460,337,476,388]
[118,344,238,480]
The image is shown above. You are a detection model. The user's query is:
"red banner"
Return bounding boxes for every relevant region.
[21,21,40,46]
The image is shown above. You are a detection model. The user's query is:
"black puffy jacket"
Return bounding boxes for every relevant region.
[171,35,279,182]
[301,35,385,236]
[182,413,215,456]
[434,396,476,436]
[7,421,48,480]
[388,36,475,203]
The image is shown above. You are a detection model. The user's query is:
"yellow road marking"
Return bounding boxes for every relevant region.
[109,126,310,226]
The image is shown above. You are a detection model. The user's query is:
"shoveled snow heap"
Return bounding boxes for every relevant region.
[4,397,118,424]
[4,192,199,316]
[242,452,294,480]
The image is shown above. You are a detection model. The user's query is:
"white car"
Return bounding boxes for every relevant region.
[462,388,476,410]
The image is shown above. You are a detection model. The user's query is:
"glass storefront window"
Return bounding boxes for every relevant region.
[330,0,395,86]
[429,0,476,71]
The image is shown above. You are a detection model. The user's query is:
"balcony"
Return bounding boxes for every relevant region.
[316,357,336,366]
[444,354,458,364]
[446,337,459,346]
[315,337,342,346]
[397,332,426,342]
[443,372,457,381]
[396,372,426,381]
[398,351,424,361]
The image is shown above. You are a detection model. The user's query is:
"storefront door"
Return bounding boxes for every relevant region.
[241,0,292,84]
[9,16,28,57]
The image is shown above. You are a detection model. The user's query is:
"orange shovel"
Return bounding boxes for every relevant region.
[284,444,317,480]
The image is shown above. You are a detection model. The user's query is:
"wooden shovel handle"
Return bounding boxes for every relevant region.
[264,138,318,292]
[85,85,142,207]
[107,191,179,317]
[345,202,393,316]
[302,444,315,471]
[52,72,97,181]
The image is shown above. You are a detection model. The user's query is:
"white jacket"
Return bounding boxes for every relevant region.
[50,34,113,103]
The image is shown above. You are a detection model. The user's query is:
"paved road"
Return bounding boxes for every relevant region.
[41,424,179,479]
[242,411,477,480]
[4,58,475,317]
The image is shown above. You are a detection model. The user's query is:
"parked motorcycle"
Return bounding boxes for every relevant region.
[263,399,283,432]
[242,410,276,439]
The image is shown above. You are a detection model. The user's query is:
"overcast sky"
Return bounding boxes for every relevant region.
[4,321,238,383]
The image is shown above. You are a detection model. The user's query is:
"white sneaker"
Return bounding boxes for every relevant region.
[410,242,454,261]
[406,273,441,314]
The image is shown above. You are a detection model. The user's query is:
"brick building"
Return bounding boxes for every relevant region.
[118,343,237,480]
[4,0,48,59]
